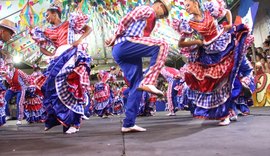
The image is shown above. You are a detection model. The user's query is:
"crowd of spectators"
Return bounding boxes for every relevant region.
[247,35,270,75]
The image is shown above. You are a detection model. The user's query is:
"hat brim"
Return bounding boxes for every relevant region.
[0,24,16,34]
[159,0,171,17]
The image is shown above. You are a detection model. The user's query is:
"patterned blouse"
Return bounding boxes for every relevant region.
[173,0,231,55]
[114,5,157,44]
[30,12,90,50]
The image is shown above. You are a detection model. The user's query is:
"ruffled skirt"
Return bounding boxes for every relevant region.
[24,86,45,123]
[181,24,254,119]
[39,45,91,128]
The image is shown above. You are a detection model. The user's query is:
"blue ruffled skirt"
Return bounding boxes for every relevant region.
[41,46,91,129]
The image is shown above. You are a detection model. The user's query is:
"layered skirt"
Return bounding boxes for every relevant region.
[181,24,255,119]
[36,45,91,129]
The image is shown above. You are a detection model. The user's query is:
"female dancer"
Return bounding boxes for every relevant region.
[93,70,113,118]
[173,0,254,125]
[0,59,7,126]
[30,4,92,133]
[24,65,45,123]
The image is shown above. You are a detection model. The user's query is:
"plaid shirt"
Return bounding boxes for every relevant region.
[115,5,156,44]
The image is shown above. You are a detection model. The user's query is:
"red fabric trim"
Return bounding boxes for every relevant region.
[189,11,219,43]
[9,69,21,91]
[25,104,43,111]
[67,71,83,99]
[143,12,156,37]
[184,53,234,92]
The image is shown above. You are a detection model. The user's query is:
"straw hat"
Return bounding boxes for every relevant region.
[0,19,16,34]
[158,0,172,16]
[5,59,13,65]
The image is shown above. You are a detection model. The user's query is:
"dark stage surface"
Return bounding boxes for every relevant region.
[0,107,270,156]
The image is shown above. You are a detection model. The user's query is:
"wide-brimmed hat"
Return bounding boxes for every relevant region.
[158,0,172,16]
[0,19,16,34]
[5,59,13,65]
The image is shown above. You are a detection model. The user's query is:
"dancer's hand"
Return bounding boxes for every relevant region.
[72,39,82,47]
[172,19,181,31]
[196,39,203,46]
[174,75,181,79]
[28,25,35,32]
[0,71,7,76]
[105,36,117,47]
[223,25,232,32]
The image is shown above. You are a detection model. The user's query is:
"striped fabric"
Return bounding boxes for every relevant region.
[185,83,231,109]
[127,37,169,86]
[115,6,155,44]
[0,40,4,50]
[31,12,90,49]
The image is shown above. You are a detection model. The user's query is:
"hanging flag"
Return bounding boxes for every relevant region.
[235,0,259,33]
[78,0,89,14]
[19,2,39,27]
[18,0,25,8]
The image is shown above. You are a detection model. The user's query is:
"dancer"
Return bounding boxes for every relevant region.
[0,19,17,126]
[24,65,45,123]
[160,66,182,116]
[172,0,254,125]
[93,70,113,118]
[4,59,30,125]
[0,59,7,126]
[106,0,171,132]
[30,4,92,134]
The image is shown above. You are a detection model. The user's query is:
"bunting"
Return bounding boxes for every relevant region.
[19,2,39,27]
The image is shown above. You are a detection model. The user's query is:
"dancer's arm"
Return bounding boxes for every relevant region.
[178,38,203,48]
[223,9,232,32]
[72,25,92,47]
[40,47,54,56]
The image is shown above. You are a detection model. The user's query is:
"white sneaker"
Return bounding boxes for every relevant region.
[218,117,230,126]
[82,115,89,120]
[137,85,163,96]
[121,125,147,133]
[230,115,238,121]
[5,116,11,120]
[166,112,176,116]
[16,120,22,125]
[65,127,77,134]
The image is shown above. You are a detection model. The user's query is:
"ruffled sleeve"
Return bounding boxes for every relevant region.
[69,11,90,34]
[172,18,194,39]
[115,6,155,36]
[30,27,53,49]
[203,0,227,19]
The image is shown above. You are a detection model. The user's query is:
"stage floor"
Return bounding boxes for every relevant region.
[0,107,270,156]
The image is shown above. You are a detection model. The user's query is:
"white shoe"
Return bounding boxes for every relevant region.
[166,112,176,116]
[230,115,238,121]
[16,120,22,125]
[76,128,80,132]
[121,125,147,133]
[5,116,11,120]
[137,85,163,96]
[102,115,108,119]
[218,117,230,126]
[65,127,77,134]
[82,115,89,120]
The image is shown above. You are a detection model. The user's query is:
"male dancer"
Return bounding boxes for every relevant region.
[106,0,172,132]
